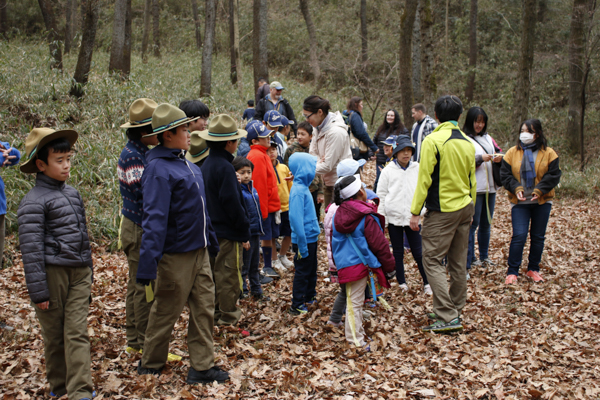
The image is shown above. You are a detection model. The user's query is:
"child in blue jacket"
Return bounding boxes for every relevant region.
[0,141,21,266]
[288,152,321,315]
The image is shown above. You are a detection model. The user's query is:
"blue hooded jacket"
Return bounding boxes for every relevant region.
[288,152,321,257]
[0,142,21,215]
[137,145,219,280]
[240,181,264,237]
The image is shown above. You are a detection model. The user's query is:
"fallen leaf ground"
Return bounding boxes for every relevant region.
[1,162,599,399]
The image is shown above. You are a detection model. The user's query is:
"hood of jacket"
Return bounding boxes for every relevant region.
[334,199,383,234]
[289,152,317,187]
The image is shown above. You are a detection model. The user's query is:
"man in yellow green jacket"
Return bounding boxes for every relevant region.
[410,95,476,334]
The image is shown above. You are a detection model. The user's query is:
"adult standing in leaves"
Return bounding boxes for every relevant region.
[373,109,409,191]
[254,81,297,138]
[342,97,378,162]
[501,119,561,285]
[410,103,438,162]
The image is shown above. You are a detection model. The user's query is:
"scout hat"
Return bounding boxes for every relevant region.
[150,104,191,136]
[20,128,78,173]
[120,98,158,128]
[186,131,209,163]
[199,114,247,141]
[246,120,273,142]
[392,135,415,158]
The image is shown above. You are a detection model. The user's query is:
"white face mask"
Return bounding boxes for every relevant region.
[520,132,535,145]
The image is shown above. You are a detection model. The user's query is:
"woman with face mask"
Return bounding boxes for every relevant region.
[500,119,561,285]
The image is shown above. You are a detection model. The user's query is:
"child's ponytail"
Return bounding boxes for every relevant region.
[334,175,361,206]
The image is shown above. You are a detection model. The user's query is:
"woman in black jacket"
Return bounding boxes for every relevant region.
[373,109,409,191]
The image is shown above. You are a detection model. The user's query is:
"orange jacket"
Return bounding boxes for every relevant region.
[247,145,281,218]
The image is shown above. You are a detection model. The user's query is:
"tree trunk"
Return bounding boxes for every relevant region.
[0,0,7,39]
[299,0,320,85]
[464,0,477,102]
[445,0,449,59]
[360,0,368,72]
[152,0,160,58]
[229,0,241,85]
[537,0,548,22]
[64,0,74,54]
[253,0,268,94]
[512,0,537,134]
[419,0,435,109]
[108,0,132,77]
[566,0,587,153]
[412,4,422,102]
[70,0,99,97]
[38,0,63,70]
[191,0,202,50]
[399,0,418,127]
[200,0,216,95]
[141,0,151,61]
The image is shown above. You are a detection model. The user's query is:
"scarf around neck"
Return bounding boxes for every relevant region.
[520,142,538,189]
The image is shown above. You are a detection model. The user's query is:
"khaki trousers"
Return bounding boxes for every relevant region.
[323,185,334,208]
[210,238,243,326]
[141,248,215,371]
[121,216,153,349]
[421,202,474,323]
[33,266,93,399]
[345,276,368,347]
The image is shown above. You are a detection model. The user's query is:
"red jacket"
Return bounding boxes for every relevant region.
[247,145,281,218]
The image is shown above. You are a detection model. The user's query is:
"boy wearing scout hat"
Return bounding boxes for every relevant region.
[117,98,160,355]
[186,131,209,167]
[200,114,250,327]
[135,104,229,384]
[180,99,211,167]
[18,128,95,399]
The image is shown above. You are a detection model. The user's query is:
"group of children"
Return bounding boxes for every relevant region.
[14,94,435,398]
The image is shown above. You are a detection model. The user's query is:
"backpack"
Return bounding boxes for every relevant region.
[343,111,368,159]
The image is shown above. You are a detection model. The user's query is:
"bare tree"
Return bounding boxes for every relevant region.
[412,5,422,102]
[38,0,63,70]
[70,0,99,97]
[64,0,74,54]
[152,0,160,58]
[192,0,202,50]
[299,0,321,85]
[360,0,368,71]
[108,0,132,77]
[512,0,537,134]
[200,0,216,95]
[229,0,241,85]
[141,0,151,61]
[419,0,436,109]
[253,0,268,94]
[464,0,477,102]
[0,0,7,39]
[445,0,450,59]
[399,0,419,127]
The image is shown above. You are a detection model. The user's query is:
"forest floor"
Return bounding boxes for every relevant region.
[0,162,599,399]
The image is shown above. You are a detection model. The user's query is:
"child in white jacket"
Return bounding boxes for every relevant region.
[376,135,431,295]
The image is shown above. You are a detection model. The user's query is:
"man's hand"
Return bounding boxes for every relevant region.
[242,241,250,250]
[317,193,324,204]
[409,215,420,231]
[36,301,49,310]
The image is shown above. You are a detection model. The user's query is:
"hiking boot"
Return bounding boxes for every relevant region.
[423,284,432,295]
[186,365,230,384]
[251,292,270,302]
[526,270,544,282]
[398,283,408,291]
[422,318,463,333]
[289,304,308,315]
[326,320,343,327]
[262,266,280,278]
[272,259,287,273]
[278,254,294,269]
[259,274,273,284]
[137,361,162,376]
[505,274,518,285]
[482,258,496,267]
[471,259,483,268]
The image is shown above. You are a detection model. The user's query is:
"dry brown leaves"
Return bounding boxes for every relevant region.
[1,161,599,399]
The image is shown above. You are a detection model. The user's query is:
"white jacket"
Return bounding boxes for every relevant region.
[309,111,352,187]
[376,160,422,226]
[469,133,497,194]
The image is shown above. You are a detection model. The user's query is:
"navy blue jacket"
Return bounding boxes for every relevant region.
[201,148,251,242]
[137,146,219,280]
[343,110,378,152]
[241,181,264,237]
[237,137,250,157]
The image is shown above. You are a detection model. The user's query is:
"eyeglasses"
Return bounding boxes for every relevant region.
[303,112,315,120]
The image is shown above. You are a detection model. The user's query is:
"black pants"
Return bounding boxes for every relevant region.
[388,224,428,285]
[311,190,322,222]
[291,241,318,309]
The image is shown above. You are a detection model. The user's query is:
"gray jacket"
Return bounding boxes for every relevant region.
[18,173,93,304]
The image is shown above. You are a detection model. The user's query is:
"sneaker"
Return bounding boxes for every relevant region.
[167,352,182,362]
[326,320,343,327]
[260,274,273,284]
[126,346,142,354]
[422,317,463,333]
[471,259,483,268]
[305,297,318,306]
[426,312,438,320]
[262,266,280,278]
[398,283,408,291]
[505,274,518,285]
[482,258,496,267]
[526,270,544,282]
[423,284,432,295]
[289,304,309,315]
[362,309,374,320]
[186,365,230,384]
[278,254,294,269]
[251,292,270,302]
[272,259,287,273]
[466,272,471,281]
[364,298,377,308]
[137,361,162,376]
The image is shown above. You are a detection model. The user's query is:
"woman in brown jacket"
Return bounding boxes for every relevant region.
[500,119,561,285]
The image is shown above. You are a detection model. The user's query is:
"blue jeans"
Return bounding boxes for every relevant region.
[291,242,318,309]
[374,163,384,192]
[507,203,552,276]
[242,235,261,295]
[467,193,496,269]
[388,224,427,285]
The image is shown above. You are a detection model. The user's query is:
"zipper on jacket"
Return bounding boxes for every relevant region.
[184,157,208,246]
[60,190,85,264]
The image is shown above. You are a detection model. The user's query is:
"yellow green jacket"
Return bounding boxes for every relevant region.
[411,121,477,215]
[274,160,293,212]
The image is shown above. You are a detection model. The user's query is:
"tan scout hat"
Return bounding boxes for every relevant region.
[186,131,209,163]
[150,104,191,136]
[120,98,158,128]
[199,114,247,142]
[20,128,78,173]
